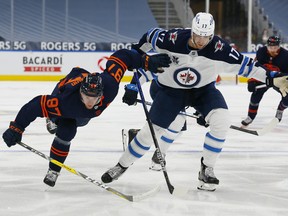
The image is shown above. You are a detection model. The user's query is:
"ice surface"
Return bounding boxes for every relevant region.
[0,81,287,216]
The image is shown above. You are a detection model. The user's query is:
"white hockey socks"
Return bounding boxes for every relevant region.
[203,109,230,167]
[119,123,163,167]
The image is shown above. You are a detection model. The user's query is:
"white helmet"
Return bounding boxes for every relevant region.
[192,12,215,37]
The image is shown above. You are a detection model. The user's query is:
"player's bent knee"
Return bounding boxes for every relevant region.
[206,108,230,138]
[136,122,164,146]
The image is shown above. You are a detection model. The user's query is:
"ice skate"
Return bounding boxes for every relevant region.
[101,163,127,183]
[275,110,283,122]
[241,116,253,127]
[43,168,60,187]
[149,150,166,171]
[197,157,219,191]
[121,129,140,151]
[46,118,57,134]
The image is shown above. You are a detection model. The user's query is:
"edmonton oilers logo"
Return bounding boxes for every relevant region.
[173,67,200,87]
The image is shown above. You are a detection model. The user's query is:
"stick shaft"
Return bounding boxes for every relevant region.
[17,141,134,201]
[134,69,174,194]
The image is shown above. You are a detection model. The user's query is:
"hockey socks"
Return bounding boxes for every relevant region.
[49,137,71,172]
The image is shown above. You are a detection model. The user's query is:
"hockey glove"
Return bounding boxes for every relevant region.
[266,71,288,97]
[247,80,267,92]
[194,111,209,128]
[2,121,24,147]
[122,84,138,106]
[142,53,171,73]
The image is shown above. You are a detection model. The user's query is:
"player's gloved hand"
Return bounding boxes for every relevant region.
[2,121,24,147]
[122,84,138,105]
[194,111,209,128]
[247,80,267,92]
[266,71,288,97]
[142,53,171,73]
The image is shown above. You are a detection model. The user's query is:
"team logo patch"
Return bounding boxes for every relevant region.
[171,56,179,64]
[214,40,224,52]
[169,32,178,44]
[174,67,200,87]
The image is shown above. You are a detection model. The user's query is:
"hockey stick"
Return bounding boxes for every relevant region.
[17,141,160,202]
[230,117,279,136]
[135,99,198,118]
[136,99,278,136]
[134,69,175,194]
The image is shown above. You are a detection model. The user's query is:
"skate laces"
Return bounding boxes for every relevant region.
[205,166,216,178]
[275,110,283,121]
[152,151,166,164]
[46,119,57,130]
[243,116,252,124]
[107,165,125,178]
[46,169,59,181]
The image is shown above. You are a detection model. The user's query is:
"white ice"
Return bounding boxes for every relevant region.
[0,81,287,216]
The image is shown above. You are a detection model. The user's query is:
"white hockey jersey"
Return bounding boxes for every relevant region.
[133,28,268,89]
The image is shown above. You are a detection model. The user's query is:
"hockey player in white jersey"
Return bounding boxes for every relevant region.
[101,12,288,191]
[121,68,188,171]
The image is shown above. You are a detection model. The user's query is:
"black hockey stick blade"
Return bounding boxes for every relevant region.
[230,118,279,136]
[230,125,258,135]
[17,141,160,202]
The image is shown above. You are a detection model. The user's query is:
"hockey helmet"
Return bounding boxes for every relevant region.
[267,36,280,46]
[80,73,103,98]
[192,12,215,37]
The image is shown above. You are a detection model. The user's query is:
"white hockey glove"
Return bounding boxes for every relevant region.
[266,71,288,97]
[273,77,288,97]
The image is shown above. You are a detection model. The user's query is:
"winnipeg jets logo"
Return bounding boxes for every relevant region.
[169,32,178,44]
[174,67,200,87]
[180,71,195,83]
[214,40,224,52]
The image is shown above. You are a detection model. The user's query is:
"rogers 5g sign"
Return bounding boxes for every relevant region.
[40,42,97,51]
[0,41,135,51]
[0,41,26,50]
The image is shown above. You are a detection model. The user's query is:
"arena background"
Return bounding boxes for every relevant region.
[0,0,287,82]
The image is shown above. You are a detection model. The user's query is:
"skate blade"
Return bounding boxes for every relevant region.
[197,180,217,192]
[121,129,128,151]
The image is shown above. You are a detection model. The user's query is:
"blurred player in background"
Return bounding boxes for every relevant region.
[241,36,288,126]
[2,49,171,187]
[101,12,288,191]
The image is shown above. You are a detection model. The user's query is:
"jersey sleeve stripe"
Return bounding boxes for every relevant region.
[151,30,161,50]
[40,95,49,117]
[238,56,249,76]
[147,28,159,42]
[108,56,128,71]
[139,68,150,82]
[247,59,255,76]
